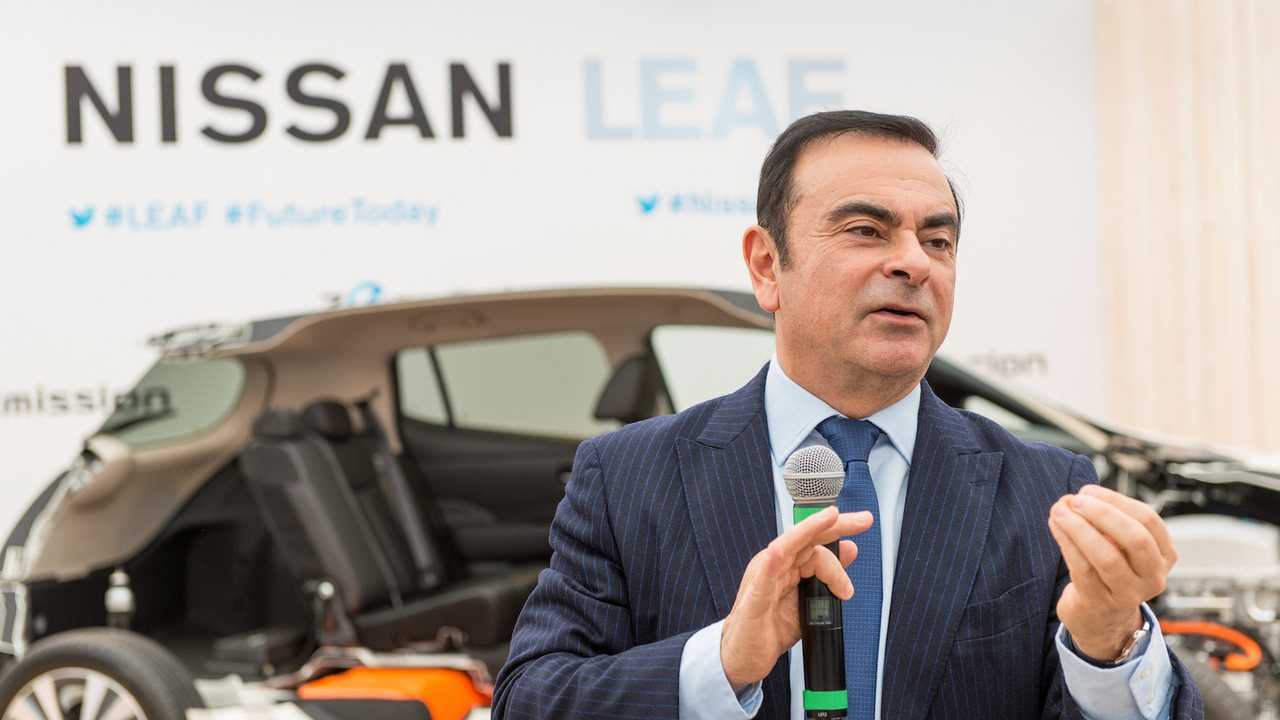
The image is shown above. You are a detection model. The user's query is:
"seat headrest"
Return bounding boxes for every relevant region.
[594,353,661,424]
[253,409,304,439]
[302,400,354,440]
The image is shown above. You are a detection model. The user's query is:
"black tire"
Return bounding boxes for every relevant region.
[1172,645,1254,720]
[0,628,205,720]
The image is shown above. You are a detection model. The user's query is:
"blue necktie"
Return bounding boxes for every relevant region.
[816,416,883,720]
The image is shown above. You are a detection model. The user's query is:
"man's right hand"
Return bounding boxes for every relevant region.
[720,506,873,691]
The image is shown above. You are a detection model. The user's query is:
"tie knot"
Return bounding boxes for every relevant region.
[816,416,882,466]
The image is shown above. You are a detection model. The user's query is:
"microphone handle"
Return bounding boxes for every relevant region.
[796,506,847,719]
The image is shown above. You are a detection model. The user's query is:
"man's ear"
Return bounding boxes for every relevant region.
[743,224,781,313]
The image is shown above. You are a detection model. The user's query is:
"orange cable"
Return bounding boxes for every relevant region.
[1160,619,1264,672]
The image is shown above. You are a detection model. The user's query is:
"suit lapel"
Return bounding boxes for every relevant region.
[881,381,1004,720]
[676,365,778,619]
[676,366,791,718]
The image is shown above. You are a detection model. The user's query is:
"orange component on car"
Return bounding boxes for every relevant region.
[1160,620,1264,672]
[299,667,490,720]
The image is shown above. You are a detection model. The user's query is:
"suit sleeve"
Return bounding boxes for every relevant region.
[1038,454,1206,720]
[492,438,691,720]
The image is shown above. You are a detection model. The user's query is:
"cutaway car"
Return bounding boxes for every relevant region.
[1,287,1275,720]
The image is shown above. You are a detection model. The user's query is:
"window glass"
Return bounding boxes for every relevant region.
[960,393,1088,451]
[98,358,245,448]
[395,347,448,424]
[651,325,775,411]
[962,395,1032,431]
[428,331,618,438]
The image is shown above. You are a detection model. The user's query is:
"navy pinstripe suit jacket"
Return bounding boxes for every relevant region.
[493,367,1204,719]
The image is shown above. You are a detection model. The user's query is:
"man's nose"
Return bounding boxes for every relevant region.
[884,233,932,285]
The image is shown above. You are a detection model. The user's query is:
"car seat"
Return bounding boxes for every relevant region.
[239,402,541,658]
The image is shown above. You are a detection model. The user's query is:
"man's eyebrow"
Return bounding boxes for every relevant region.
[921,212,960,233]
[824,201,900,227]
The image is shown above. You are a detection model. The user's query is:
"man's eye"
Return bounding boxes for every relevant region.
[849,226,879,238]
[927,238,953,251]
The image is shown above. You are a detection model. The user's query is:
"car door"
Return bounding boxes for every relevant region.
[394,331,620,569]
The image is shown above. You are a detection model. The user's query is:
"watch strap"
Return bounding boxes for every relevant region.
[1110,619,1152,665]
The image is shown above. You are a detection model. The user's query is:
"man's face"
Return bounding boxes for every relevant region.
[756,133,959,386]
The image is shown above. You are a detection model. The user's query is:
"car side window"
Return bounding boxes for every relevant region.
[959,393,1090,453]
[396,331,619,439]
[650,325,775,411]
[961,395,1032,432]
[395,347,448,425]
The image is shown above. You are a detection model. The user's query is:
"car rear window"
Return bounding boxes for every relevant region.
[98,358,245,448]
[396,331,619,439]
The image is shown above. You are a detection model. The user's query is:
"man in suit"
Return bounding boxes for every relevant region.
[492,111,1204,719]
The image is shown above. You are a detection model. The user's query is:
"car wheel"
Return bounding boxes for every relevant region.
[1172,645,1253,720]
[0,628,204,720]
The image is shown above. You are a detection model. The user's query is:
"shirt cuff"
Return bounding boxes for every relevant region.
[1056,603,1175,720]
[678,620,763,719]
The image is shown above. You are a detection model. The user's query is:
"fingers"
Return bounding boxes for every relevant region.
[759,509,869,607]
[1078,485,1177,566]
[828,511,874,543]
[799,544,853,600]
[1050,498,1140,599]
[1067,493,1164,579]
[1047,513,1109,600]
[838,539,858,567]
[772,507,873,561]
[773,506,839,559]
[738,542,783,607]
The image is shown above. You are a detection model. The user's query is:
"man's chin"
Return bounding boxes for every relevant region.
[855,345,932,381]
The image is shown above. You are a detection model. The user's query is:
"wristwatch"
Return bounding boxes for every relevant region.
[1110,618,1152,665]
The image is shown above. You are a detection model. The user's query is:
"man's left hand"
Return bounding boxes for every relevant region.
[1047,484,1178,661]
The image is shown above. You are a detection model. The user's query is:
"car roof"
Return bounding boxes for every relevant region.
[144,284,1108,452]
[149,286,772,361]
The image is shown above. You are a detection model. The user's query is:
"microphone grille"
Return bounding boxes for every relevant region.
[783,445,846,502]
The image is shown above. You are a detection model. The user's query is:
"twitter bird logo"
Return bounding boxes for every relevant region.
[637,195,659,214]
[70,206,94,228]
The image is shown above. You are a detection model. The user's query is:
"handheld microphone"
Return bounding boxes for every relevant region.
[784,445,848,720]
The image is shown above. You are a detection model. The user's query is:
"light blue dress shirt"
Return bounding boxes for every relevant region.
[677,357,1176,720]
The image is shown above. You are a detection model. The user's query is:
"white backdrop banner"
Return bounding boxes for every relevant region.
[0,0,1102,536]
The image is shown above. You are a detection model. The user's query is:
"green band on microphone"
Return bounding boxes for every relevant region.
[803,689,848,711]
[794,505,827,523]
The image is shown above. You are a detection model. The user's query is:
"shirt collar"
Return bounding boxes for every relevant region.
[764,355,920,467]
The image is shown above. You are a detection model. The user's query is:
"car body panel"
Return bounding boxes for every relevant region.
[11,289,765,583]
[23,358,272,581]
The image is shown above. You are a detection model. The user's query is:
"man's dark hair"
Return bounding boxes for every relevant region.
[756,110,962,267]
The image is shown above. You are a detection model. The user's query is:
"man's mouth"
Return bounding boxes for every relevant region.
[871,305,926,322]
[874,305,922,317]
